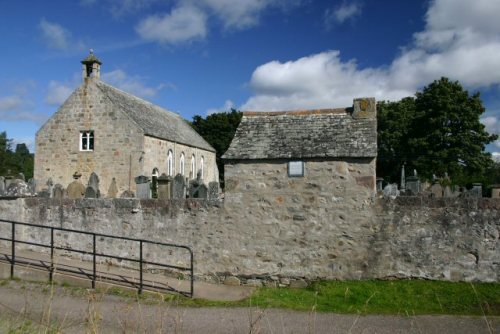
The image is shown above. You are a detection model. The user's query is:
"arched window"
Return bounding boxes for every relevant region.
[179,152,185,176]
[190,154,196,179]
[200,156,204,179]
[167,150,173,176]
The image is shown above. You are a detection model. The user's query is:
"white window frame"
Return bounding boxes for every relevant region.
[179,152,185,176]
[191,154,196,179]
[167,150,173,176]
[200,156,204,179]
[80,130,94,151]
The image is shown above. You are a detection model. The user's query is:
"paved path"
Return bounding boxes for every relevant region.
[0,281,498,333]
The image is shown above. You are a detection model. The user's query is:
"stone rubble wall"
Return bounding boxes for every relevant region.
[0,196,498,285]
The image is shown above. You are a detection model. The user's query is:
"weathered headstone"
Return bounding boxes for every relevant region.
[135,175,151,199]
[429,183,443,198]
[67,172,86,199]
[84,186,97,198]
[208,181,219,201]
[157,173,171,199]
[376,177,384,192]
[107,178,118,198]
[443,185,452,198]
[88,172,100,198]
[120,190,135,198]
[53,184,65,199]
[0,176,5,196]
[405,176,420,195]
[470,183,482,198]
[197,184,208,199]
[16,173,25,181]
[382,184,399,198]
[491,185,500,198]
[171,174,185,199]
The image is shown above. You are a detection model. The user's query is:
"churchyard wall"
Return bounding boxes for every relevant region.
[0,195,498,285]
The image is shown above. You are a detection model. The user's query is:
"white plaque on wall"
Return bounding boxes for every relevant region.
[288,161,304,177]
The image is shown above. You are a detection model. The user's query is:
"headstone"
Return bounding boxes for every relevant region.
[120,190,135,198]
[376,177,384,192]
[53,184,65,199]
[16,173,25,181]
[88,172,100,198]
[400,164,406,192]
[382,184,399,198]
[208,181,219,201]
[84,186,97,198]
[157,173,171,199]
[197,184,208,199]
[171,174,185,199]
[491,185,500,198]
[0,176,5,196]
[135,175,150,199]
[27,178,36,195]
[405,176,420,195]
[429,183,443,198]
[107,178,118,198]
[470,183,482,198]
[443,185,452,198]
[38,189,50,198]
[67,172,86,199]
[47,178,54,198]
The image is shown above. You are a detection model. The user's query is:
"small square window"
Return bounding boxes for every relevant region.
[288,161,304,177]
[80,131,94,151]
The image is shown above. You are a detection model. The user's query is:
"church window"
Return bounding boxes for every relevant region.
[179,152,185,176]
[80,131,94,151]
[200,156,204,179]
[190,154,196,178]
[167,150,173,176]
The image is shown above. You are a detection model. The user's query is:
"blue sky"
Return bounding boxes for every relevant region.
[1,0,500,157]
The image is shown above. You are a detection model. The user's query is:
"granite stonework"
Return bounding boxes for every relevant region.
[1,196,497,284]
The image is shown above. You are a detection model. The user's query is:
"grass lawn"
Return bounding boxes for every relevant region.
[240,280,500,316]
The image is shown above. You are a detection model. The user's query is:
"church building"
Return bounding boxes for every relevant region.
[35,51,217,196]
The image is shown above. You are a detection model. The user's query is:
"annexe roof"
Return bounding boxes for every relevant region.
[95,81,215,152]
[222,108,377,160]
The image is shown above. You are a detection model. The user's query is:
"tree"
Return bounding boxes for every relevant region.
[191,109,242,187]
[377,78,498,185]
[0,131,35,179]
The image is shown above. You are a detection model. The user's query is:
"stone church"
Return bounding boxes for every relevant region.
[35,51,217,196]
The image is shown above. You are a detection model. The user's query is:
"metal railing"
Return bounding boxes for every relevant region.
[0,219,194,297]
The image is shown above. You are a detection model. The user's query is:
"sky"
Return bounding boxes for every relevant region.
[1,0,500,158]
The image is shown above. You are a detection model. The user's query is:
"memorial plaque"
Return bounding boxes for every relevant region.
[288,161,304,177]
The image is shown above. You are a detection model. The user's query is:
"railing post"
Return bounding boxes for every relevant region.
[50,227,54,282]
[190,249,194,298]
[92,234,96,289]
[10,222,15,278]
[139,240,143,294]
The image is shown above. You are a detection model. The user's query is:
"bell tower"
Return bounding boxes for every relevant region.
[81,49,102,80]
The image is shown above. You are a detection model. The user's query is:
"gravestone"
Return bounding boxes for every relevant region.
[107,178,118,198]
[382,184,399,198]
[443,185,452,198]
[208,181,219,201]
[376,177,384,192]
[157,173,171,199]
[84,186,97,198]
[27,178,36,195]
[67,172,86,199]
[470,183,482,198]
[0,176,5,196]
[53,184,65,199]
[38,190,50,198]
[88,172,100,198]
[197,184,208,199]
[405,176,420,195]
[491,185,500,198]
[120,190,135,198]
[16,173,25,181]
[171,174,185,199]
[135,175,151,199]
[429,183,443,198]
[47,178,54,198]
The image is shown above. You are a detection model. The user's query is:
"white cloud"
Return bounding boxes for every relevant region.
[492,152,500,162]
[242,0,500,112]
[46,81,75,106]
[194,0,273,29]
[136,5,207,44]
[101,69,162,98]
[324,1,362,28]
[39,18,85,51]
[0,95,45,123]
[207,100,235,115]
[481,115,500,148]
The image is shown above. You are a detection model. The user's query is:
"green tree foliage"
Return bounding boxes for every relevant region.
[0,131,35,179]
[377,77,498,185]
[191,109,243,186]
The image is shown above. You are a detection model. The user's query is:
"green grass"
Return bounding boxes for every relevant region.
[245,280,500,315]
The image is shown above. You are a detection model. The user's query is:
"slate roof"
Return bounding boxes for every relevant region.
[95,80,215,152]
[222,108,376,160]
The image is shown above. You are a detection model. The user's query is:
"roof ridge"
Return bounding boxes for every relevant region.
[243,108,348,117]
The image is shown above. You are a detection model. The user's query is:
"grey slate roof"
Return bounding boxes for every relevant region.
[95,81,215,152]
[222,109,376,160]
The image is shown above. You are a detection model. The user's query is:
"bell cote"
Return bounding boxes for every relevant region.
[81,49,102,80]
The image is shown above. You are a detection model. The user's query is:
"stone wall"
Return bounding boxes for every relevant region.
[0,196,498,284]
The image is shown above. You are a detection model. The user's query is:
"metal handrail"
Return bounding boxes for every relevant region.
[0,218,194,297]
